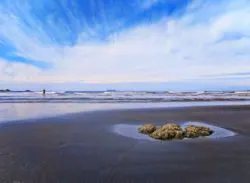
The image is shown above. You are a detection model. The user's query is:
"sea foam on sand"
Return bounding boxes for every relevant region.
[112,122,236,141]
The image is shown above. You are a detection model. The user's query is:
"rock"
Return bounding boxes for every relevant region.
[138,123,214,140]
[150,128,174,140]
[150,128,185,140]
[161,123,182,131]
[0,89,11,92]
[150,123,185,140]
[175,130,185,139]
[184,125,213,138]
[138,124,157,134]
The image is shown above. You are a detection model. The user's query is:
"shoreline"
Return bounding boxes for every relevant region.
[2,101,250,123]
[0,105,250,182]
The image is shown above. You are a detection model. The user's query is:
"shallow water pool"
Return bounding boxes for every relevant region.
[112,122,236,141]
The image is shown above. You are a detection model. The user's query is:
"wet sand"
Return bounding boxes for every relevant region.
[0,105,250,182]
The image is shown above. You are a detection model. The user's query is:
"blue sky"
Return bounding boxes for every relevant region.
[0,0,250,91]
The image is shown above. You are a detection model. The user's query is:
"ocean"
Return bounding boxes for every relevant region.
[1,90,250,122]
[1,90,250,103]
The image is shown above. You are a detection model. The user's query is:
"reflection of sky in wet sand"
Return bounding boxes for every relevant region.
[113,124,155,141]
[113,122,236,141]
[1,101,250,123]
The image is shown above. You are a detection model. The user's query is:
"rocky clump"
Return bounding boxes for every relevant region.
[150,124,184,140]
[184,125,214,138]
[138,124,157,134]
[161,123,182,131]
[138,123,214,140]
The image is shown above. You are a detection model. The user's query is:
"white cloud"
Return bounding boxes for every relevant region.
[0,0,250,85]
[140,0,160,10]
[0,58,43,82]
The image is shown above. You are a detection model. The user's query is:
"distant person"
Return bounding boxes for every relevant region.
[42,89,46,96]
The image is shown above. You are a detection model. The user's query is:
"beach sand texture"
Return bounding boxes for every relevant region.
[0,105,250,183]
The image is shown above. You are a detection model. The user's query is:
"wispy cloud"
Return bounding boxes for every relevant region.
[140,0,161,10]
[0,0,250,89]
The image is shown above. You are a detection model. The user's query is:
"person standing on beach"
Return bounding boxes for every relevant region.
[42,89,46,96]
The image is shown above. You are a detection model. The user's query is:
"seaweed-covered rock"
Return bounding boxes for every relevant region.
[138,124,156,134]
[138,123,214,140]
[150,123,185,140]
[161,123,182,131]
[150,129,174,140]
[175,130,185,139]
[184,125,213,138]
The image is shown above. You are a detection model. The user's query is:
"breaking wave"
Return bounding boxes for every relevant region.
[1,90,250,103]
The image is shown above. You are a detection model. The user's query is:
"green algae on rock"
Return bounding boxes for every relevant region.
[138,124,157,134]
[138,123,214,140]
[149,123,184,140]
[184,125,214,138]
[150,128,185,140]
[161,123,182,131]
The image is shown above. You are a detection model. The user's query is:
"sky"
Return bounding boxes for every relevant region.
[0,0,250,91]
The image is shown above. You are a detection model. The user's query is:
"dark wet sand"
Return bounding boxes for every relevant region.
[0,105,250,183]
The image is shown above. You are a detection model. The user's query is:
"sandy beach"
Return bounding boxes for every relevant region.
[1,0,249,182]
[0,105,250,183]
